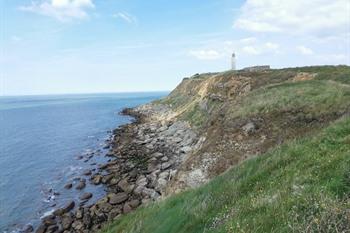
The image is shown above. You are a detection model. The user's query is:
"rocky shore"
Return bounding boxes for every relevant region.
[32,104,199,233]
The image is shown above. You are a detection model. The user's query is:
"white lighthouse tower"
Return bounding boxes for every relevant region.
[231,52,236,70]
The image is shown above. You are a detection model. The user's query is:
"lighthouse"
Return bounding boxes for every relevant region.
[231,52,236,70]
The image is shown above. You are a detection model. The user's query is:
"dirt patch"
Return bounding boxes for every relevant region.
[292,72,317,82]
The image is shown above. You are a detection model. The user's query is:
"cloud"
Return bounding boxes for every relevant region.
[239,37,257,44]
[234,0,350,37]
[19,0,94,22]
[189,49,222,60]
[239,42,280,56]
[296,46,314,55]
[241,46,261,55]
[113,12,138,24]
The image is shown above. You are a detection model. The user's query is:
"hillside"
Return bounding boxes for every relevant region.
[100,66,350,233]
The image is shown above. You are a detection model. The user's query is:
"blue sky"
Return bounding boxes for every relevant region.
[1,0,349,96]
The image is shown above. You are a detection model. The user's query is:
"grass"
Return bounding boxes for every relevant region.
[225,79,350,121]
[101,116,350,233]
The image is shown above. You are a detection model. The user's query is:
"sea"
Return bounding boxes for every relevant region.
[0,92,167,232]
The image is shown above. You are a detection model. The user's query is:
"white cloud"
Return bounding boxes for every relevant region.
[189,49,222,60]
[265,42,279,50]
[239,42,280,56]
[239,37,257,44]
[296,46,314,55]
[19,0,94,22]
[112,12,138,24]
[234,0,350,37]
[241,46,261,55]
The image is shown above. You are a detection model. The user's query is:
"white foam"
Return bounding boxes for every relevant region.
[40,209,55,219]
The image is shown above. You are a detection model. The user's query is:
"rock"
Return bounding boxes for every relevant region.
[109,178,119,186]
[161,162,172,170]
[161,156,169,162]
[92,175,103,185]
[180,146,192,153]
[108,208,121,220]
[142,188,160,199]
[35,224,46,233]
[129,169,138,178]
[158,171,169,180]
[108,192,128,205]
[22,224,34,233]
[136,176,148,187]
[79,192,93,201]
[123,203,132,214]
[75,181,86,190]
[46,225,58,233]
[242,122,257,135]
[102,174,114,184]
[97,201,113,213]
[82,169,92,176]
[64,183,72,189]
[71,221,84,231]
[42,216,56,226]
[53,201,75,216]
[152,152,163,158]
[83,214,92,228]
[118,179,134,193]
[155,178,167,192]
[75,208,84,219]
[172,137,182,143]
[61,215,73,230]
[128,199,140,208]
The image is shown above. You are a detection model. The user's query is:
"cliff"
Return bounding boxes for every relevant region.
[100,65,350,233]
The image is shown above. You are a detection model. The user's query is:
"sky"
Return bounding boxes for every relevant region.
[0,0,349,96]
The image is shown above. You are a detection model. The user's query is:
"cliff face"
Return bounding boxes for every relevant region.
[138,66,350,194]
[99,65,350,233]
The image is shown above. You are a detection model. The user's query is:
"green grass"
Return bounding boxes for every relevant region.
[226,79,350,120]
[101,117,350,233]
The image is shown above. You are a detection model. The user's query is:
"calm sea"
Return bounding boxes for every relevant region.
[0,92,166,232]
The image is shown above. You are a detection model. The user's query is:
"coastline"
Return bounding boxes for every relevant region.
[33,103,199,233]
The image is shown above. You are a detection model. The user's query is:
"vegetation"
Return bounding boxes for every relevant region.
[102,117,350,233]
[101,66,350,233]
[225,79,350,120]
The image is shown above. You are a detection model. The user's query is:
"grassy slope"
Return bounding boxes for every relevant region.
[101,66,350,233]
[102,117,350,233]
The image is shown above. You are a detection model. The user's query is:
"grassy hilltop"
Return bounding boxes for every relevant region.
[102,66,350,233]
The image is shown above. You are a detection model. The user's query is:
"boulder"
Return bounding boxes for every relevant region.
[82,169,92,176]
[92,175,103,185]
[53,201,75,216]
[128,199,140,208]
[242,122,257,135]
[64,183,73,189]
[79,192,93,201]
[75,208,84,219]
[75,181,86,190]
[71,221,84,231]
[123,203,132,214]
[61,215,73,230]
[46,225,58,233]
[35,224,46,233]
[108,192,128,205]
[161,162,172,170]
[22,224,34,233]
[118,179,134,193]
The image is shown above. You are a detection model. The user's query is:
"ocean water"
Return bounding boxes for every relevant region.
[0,92,166,232]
